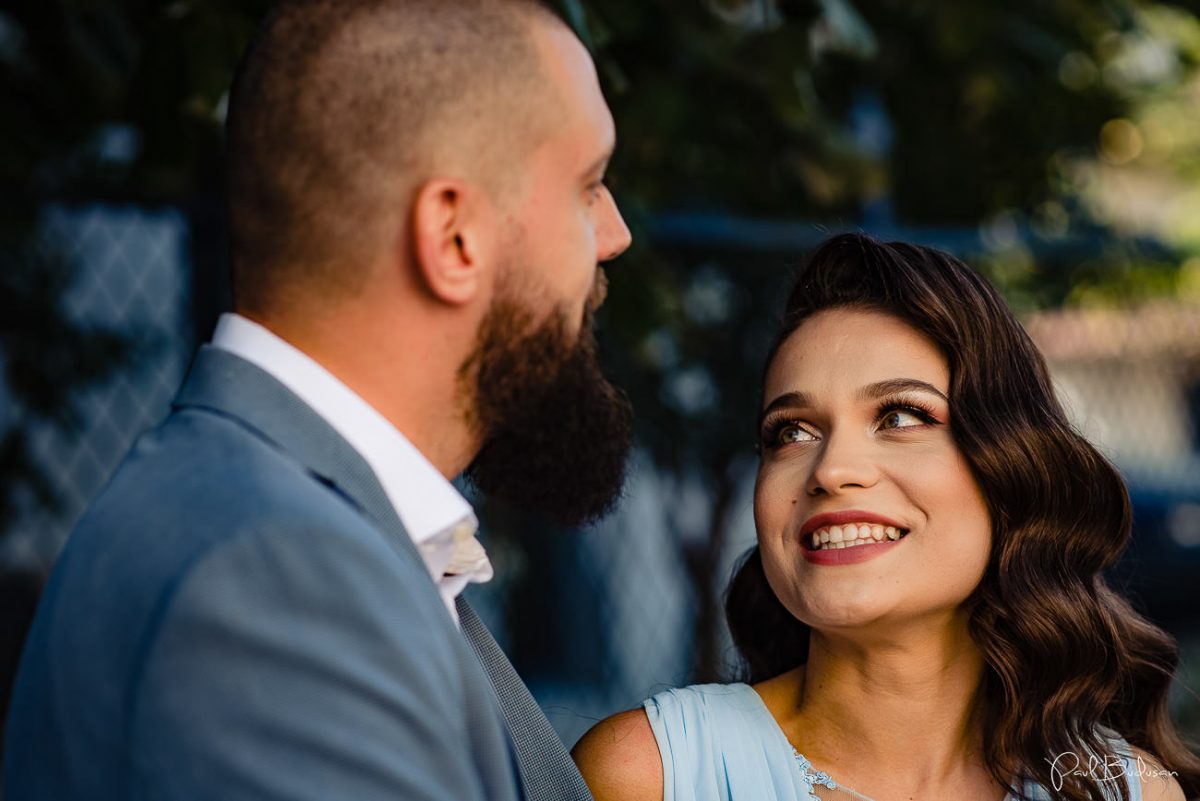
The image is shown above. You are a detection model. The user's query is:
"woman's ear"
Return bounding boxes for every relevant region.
[410,177,492,305]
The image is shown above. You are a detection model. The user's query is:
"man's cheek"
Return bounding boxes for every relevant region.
[586,269,608,313]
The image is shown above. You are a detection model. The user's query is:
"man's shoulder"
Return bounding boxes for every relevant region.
[78,403,360,556]
[50,401,434,651]
[8,403,498,801]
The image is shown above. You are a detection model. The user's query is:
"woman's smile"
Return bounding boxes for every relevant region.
[755,307,992,630]
[798,509,910,564]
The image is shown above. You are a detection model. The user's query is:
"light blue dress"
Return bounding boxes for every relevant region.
[644,683,1143,801]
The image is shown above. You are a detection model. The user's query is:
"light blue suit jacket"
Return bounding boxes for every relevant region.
[4,347,591,800]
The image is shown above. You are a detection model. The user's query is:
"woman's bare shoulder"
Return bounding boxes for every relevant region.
[571,708,664,801]
[1129,746,1186,801]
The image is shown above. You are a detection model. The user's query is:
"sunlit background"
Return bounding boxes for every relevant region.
[3,0,1199,773]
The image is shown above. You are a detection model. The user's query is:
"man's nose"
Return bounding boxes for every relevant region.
[597,188,632,263]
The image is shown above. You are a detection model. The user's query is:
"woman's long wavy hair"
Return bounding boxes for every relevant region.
[725,233,1200,801]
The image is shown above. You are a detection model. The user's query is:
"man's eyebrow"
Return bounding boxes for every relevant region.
[582,144,614,179]
[758,379,948,428]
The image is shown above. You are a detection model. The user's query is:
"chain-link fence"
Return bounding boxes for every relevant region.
[4,205,190,569]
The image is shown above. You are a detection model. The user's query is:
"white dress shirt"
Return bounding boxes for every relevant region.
[211,313,493,624]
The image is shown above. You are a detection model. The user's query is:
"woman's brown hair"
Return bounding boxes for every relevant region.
[725,233,1200,800]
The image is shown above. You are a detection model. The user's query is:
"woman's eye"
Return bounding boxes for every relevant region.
[778,424,817,444]
[879,409,925,430]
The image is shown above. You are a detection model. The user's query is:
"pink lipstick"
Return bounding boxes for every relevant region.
[799,510,909,566]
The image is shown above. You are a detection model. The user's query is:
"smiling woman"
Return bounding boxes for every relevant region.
[572,234,1199,801]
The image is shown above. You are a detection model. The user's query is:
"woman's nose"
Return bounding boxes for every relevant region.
[805,432,882,496]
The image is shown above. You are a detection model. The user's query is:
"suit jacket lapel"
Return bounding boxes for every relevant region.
[457,598,593,801]
[173,345,414,555]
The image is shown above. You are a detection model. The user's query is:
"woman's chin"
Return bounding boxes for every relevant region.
[790,600,894,633]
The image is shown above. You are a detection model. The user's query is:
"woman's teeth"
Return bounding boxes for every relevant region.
[810,524,905,550]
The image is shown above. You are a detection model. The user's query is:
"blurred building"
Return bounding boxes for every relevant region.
[1026,303,1200,626]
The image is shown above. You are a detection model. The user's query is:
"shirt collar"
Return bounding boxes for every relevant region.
[210,313,476,548]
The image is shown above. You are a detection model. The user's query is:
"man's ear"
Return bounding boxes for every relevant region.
[410,178,492,305]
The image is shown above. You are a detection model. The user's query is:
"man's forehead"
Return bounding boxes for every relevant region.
[532,21,610,122]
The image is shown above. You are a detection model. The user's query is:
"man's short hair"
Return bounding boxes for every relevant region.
[225,0,564,311]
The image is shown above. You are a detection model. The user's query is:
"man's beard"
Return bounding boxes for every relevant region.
[462,289,633,528]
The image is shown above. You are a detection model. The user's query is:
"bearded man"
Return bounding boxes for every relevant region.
[4,1,632,799]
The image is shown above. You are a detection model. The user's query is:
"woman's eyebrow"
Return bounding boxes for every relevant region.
[758,391,812,427]
[857,378,948,403]
[758,379,948,427]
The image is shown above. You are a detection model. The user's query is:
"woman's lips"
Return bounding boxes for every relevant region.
[802,537,904,565]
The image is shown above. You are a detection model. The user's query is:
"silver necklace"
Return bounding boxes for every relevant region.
[794,751,1018,801]
[793,750,877,801]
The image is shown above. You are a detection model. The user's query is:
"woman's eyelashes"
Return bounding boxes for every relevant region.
[758,418,817,448]
[876,397,941,430]
[758,395,944,450]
